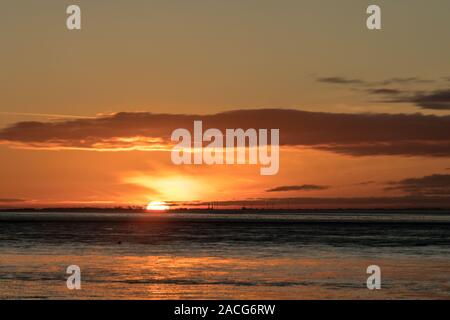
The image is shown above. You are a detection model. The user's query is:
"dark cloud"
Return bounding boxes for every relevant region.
[378,77,434,86]
[317,77,365,85]
[317,141,450,157]
[377,89,450,110]
[319,76,449,110]
[385,174,450,196]
[367,88,402,95]
[318,76,433,87]
[407,89,450,110]
[266,184,329,192]
[0,109,449,157]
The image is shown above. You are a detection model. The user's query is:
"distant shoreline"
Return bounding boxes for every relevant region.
[1,207,449,214]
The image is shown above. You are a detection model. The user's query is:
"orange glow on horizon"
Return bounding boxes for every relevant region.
[146,201,169,211]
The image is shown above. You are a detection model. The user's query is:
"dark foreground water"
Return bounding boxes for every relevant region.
[0,211,449,299]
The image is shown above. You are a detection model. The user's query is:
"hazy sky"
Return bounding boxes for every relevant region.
[2,1,450,120]
[1,1,449,207]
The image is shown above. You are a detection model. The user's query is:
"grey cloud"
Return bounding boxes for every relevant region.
[379,89,450,110]
[385,174,450,196]
[378,77,434,86]
[319,76,450,110]
[367,88,402,95]
[317,77,365,85]
[0,109,449,157]
[408,89,450,110]
[318,76,433,87]
[266,185,329,192]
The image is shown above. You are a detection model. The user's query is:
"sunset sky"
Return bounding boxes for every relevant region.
[1,1,450,208]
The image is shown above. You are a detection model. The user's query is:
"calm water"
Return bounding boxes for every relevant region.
[0,211,449,299]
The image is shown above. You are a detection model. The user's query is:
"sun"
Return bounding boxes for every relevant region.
[146,201,169,211]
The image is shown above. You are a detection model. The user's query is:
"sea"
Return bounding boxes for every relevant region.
[0,211,449,299]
